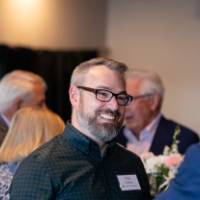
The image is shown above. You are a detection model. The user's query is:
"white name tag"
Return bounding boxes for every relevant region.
[117,175,141,191]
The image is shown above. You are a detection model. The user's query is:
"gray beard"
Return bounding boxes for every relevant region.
[77,110,122,143]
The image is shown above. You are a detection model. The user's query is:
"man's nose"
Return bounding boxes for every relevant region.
[106,96,119,110]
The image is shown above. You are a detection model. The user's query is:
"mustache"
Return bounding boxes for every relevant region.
[97,109,121,118]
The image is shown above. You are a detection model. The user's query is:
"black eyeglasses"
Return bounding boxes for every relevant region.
[77,86,133,106]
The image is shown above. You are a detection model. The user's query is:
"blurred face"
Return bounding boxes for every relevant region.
[125,79,156,135]
[21,84,46,108]
[72,65,126,143]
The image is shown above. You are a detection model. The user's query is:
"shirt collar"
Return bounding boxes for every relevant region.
[124,113,162,141]
[141,113,162,138]
[63,122,115,161]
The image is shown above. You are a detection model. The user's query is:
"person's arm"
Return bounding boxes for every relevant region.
[155,144,200,200]
[135,156,152,200]
[9,156,55,200]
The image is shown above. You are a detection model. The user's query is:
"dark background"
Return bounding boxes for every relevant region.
[0,44,97,121]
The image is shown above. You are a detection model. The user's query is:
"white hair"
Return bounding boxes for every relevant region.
[126,69,165,97]
[0,70,47,112]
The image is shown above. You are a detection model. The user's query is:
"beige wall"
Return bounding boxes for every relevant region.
[1,0,199,134]
[0,0,107,49]
[106,0,200,134]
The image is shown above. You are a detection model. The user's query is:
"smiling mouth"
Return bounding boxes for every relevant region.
[100,113,115,121]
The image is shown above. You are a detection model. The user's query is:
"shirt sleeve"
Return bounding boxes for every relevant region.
[9,155,55,200]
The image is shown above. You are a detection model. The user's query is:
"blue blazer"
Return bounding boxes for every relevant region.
[155,143,200,200]
[116,116,199,155]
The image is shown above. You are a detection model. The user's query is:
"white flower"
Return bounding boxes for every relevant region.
[141,126,184,196]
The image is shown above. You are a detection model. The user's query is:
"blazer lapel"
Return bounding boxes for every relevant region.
[149,116,172,155]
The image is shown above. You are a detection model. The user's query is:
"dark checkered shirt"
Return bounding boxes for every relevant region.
[10,123,150,200]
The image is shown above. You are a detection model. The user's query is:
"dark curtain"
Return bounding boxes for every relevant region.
[0,44,98,121]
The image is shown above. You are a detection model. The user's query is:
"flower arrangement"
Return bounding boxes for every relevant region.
[141,126,184,197]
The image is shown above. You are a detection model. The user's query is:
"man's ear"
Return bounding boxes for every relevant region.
[69,85,79,108]
[150,94,161,111]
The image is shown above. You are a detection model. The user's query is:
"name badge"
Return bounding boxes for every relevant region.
[117,174,141,191]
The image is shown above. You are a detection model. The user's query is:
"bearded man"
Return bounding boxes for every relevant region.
[10,58,151,200]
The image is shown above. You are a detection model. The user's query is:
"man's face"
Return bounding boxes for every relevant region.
[74,65,126,143]
[125,79,155,134]
[21,84,46,108]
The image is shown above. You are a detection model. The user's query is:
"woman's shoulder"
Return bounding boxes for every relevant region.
[0,163,11,173]
[0,163,13,182]
[0,163,13,199]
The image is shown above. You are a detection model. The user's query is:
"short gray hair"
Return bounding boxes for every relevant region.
[126,69,165,97]
[0,70,47,112]
[70,57,128,85]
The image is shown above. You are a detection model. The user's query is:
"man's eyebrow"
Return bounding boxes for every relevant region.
[95,86,111,90]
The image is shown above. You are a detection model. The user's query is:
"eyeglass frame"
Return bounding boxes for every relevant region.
[76,85,133,106]
[131,93,155,100]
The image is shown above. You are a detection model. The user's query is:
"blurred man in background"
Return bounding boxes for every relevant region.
[116,69,199,156]
[0,70,47,145]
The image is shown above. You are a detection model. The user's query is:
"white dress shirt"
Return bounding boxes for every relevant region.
[123,114,161,156]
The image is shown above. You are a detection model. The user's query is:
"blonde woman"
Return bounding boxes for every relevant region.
[0,107,65,199]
